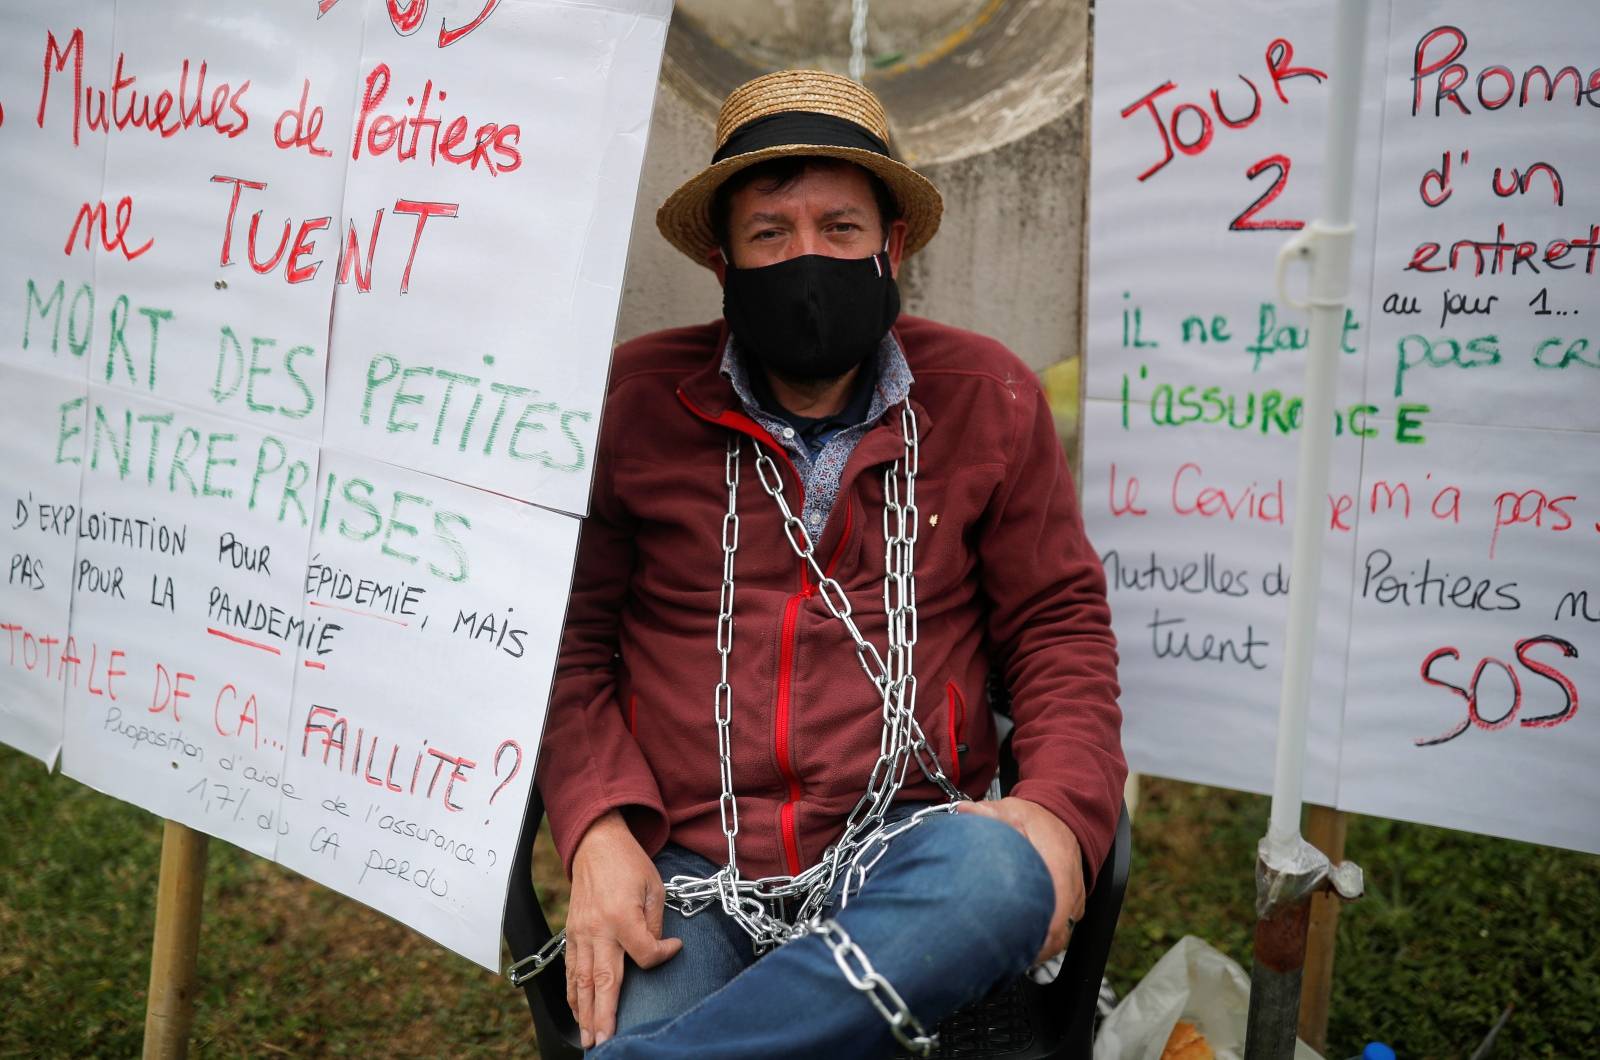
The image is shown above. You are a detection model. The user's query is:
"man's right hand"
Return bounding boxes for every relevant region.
[566,810,683,1048]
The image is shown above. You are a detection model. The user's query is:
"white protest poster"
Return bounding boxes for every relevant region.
[86,2,364,438]
[1362,0,1600,433]
[1340,423,1599,854]
[320,0,672,515]
[0,366,87,765]
[0,0,667,968]
[1081,0,1389,802]
[1080,401,1359,801]
[274,450,578,969]
[0,1,110,383]
[59,388,319,858]
[1335,1,1600,855]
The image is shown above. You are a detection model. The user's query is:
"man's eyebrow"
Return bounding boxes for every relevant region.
[742,210,791,229]
[739,204,867,232]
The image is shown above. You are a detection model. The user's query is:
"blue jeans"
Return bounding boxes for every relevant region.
[592,807,1054,1059]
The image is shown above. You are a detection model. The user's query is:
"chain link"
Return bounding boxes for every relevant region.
[848,0,870,82]
[714,436,743,875]
[516,400,959,1055]
[507,933,567,986]
[813,919,937,1056]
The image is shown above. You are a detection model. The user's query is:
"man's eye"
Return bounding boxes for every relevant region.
[752,229,781,241]
[827,223,860,234]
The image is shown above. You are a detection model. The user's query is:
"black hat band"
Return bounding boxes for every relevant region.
[712,110,891,164]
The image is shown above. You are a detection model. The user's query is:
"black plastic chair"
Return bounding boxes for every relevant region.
[503,759,1131,1059]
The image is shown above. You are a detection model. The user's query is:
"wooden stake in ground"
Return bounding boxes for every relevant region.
[143,820,210,1060]
[1299,804,1349,1055]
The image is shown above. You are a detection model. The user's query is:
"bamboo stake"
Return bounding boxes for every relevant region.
[142,820,210,1060]
[1299,805,1349,1054]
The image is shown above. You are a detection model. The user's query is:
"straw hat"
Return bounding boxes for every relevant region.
[657,69,944,267]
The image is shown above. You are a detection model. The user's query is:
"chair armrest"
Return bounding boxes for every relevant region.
[502,784,585,1060]
[1055,801,1132,1053]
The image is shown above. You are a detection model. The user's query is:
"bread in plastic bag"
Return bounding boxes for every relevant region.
[1094,935,1324,1060]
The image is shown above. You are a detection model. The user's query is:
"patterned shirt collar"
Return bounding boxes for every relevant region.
[719,329,913,536]
[719,330,913,438]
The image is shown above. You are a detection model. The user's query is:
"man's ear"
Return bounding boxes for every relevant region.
[885,218,909,277]
[707,245,728,287]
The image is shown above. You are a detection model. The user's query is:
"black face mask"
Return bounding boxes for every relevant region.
[722,251,901,383]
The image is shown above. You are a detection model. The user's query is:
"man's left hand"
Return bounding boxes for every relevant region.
[956,796,1085,964]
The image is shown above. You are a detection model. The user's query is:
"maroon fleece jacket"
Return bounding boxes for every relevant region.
[536,315,1126,886]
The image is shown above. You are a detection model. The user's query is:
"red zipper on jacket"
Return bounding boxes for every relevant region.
[679,387,853,875]
[773,501,852,874]
[775,593,806,873]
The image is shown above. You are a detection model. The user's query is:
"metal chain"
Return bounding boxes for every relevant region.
[814,918,936,1055]
[507,934,566,987]
[790,896,936,1055]
[713,438,747,925]
[504,808,958,993]
[848,0,870,82]
[515,400,959,1056]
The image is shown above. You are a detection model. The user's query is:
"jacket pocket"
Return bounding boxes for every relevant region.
[945,681,968,786]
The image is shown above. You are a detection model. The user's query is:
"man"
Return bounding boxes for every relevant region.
[536,69,1124,1058]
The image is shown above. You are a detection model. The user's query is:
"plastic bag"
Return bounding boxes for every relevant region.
[1094,936,1323,1060]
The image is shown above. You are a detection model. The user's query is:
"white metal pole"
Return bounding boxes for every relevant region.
[1264,0,1371,862]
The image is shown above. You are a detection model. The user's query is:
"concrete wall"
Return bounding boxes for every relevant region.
[615,0,1088,456]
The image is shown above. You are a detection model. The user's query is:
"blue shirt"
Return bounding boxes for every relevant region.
[720,333,914,537]
[748,354,879,460]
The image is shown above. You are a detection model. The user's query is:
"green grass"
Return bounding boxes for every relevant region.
[0,748,550,1058]
[3,751,1596,1057]
[1108,779,1600,1058]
